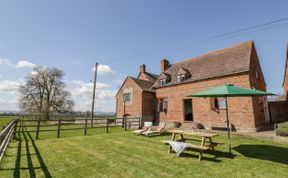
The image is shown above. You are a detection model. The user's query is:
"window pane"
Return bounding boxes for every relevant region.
[123,93,131,102]
[218,99,226,109]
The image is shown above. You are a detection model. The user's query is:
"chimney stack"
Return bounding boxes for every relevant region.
[139,64,146,73]
[160,59,169,73]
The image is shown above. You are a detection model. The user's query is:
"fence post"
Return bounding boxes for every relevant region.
[84,115,88,135]
[106,119,109,133]
[13,119,19,139]
[138,117,141,129]
[57,119,61,138]
[124,118,127,131]
[36,118,40,139]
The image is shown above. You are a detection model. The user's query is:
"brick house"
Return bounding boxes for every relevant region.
[283,47,288,99]
[116,41,269,131]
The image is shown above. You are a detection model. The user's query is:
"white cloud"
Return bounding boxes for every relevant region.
[0,98,19,111]
[0,78,117,112]
[0,58,36,68]
[70,79,109,96]
[92,64,115,75]
[0,58,12,66]
[15,60,36,68]
[69,79,116,112]
[0,79,21,111]
[0,80,20,93]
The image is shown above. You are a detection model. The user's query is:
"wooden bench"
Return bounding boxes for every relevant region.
[160,140,210,161]
[182,137,223,145]
[173,137,224,150]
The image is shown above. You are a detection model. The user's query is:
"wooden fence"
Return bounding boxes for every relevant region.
[17,117,142,139]
[0,116,141,162]
[0,119,18,162]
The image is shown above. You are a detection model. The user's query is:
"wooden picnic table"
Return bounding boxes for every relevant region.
[163,129,223,160]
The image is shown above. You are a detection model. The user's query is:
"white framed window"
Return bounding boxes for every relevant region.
[158,98,168,112]
[177,74,186,83]
[210,97,226,111]
[160,79,166,86]
[123,93,131,102]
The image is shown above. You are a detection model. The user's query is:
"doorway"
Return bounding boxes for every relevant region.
[183,99,193,121]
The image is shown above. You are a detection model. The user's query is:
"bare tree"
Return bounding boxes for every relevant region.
[19,66,74,119]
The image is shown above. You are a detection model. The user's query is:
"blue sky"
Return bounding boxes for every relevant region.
[0,0,287,112]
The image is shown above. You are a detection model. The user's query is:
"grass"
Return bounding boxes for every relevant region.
[0,124,287,178]
[0,116,16,128]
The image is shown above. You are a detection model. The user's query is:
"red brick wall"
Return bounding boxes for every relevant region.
[116,78,143,118]
[249,44,267,127]
[284,55,288,99]
[156,73,258,130]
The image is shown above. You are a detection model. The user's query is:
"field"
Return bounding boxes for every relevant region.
[0,116,16,128]
[0,123,287,178]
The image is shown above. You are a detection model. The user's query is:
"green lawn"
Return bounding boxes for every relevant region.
[0,126,287,178]
[0,116,16,128]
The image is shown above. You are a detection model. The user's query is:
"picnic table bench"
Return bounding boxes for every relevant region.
[161,129,224,161]
[160,140,210,161]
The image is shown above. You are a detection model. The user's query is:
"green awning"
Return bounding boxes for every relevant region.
[187,84,274,97]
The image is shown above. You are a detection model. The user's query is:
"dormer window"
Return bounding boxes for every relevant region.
[160,79,166,86]
[176,67,190,83]
[159,72,171,86]
[177,74,186,83]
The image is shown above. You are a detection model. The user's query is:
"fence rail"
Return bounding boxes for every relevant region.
[0,119,18,162]
[17,117,142,139]
[0,116,142,162]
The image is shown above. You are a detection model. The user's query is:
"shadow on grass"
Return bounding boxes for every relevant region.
[180,149,237,162]
[24,127,52,178]
[1,126,52,178]
[233,144,288,165]
[13,131,22,177]
[180,152,222,162]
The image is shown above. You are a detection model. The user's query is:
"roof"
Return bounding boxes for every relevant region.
[144,72,158,82]
[115,76,155,97]
[176,67,190,76]
[159,72,171,80]
[153,41,253,88]
[130,77,155,92]
[137,72,159,83]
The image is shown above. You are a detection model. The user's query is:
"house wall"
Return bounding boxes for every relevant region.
[249,45,267,127]
[155,73,259,130]
[116,78,143,118]
[284,57,288,99]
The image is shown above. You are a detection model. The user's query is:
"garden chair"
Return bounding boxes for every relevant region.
[141,122,166,137]
[132,121,152,135]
